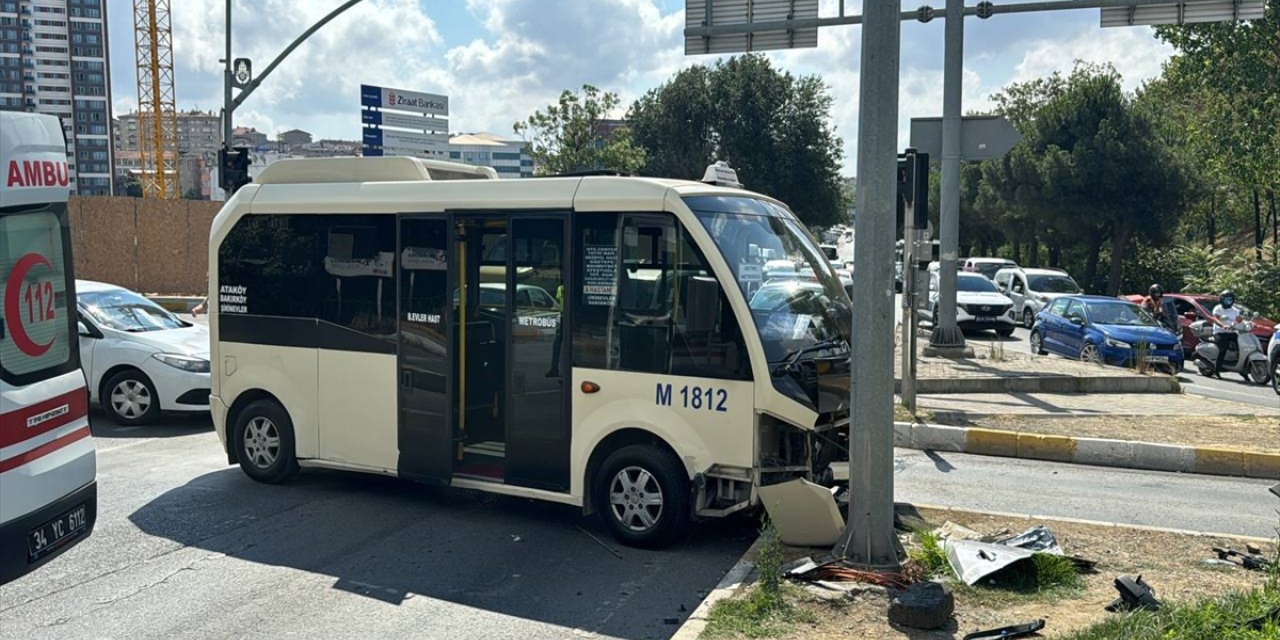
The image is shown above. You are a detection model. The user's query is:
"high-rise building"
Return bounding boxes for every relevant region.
[114,109,220,156]
[0,0,114,196]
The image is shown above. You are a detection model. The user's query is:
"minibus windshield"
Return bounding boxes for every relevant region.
[685,196,851,411]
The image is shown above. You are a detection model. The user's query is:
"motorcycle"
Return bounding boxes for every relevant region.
[1190,319,1270,384]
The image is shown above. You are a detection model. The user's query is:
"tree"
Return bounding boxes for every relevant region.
[1156,4,1280,260]
[627,55,847,228]
[514,85,646,175]
[980,64,1191,294]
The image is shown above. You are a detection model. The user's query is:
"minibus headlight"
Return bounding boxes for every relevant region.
[153,353,211,373]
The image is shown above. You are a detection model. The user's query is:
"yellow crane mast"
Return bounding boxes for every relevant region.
[133,0,179,199]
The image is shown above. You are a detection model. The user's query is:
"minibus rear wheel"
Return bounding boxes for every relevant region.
[594,444,691,549]
[234,399,299,484]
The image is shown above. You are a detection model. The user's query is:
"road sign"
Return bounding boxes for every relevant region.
[362,128,449,154]
[1101,0,1264,27]
[361,110,449,132]
[684,0,819,55]
[360,84,448,116]
[232,58,252,88]
[909,116,1021,161]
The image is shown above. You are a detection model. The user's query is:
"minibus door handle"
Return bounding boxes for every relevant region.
[401,369,412,389]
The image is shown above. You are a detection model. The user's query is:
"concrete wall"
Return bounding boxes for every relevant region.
[68,196,221,295]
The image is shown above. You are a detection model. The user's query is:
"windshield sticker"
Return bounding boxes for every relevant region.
[219,284,247,314]
[583,245,618,306]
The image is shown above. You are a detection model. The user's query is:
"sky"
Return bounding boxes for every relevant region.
[105,0,1176,175]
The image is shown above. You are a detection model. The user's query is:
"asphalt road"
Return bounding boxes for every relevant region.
[894,449,1280,539]
[0,413,753,640]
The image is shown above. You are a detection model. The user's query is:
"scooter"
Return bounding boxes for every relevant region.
[1190,320,1270,384]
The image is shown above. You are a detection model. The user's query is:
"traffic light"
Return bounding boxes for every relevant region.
[897,149,929,229]
[219,146,251,194]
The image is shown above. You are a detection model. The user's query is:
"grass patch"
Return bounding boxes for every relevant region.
[703,585,817,639]
[1060,581,1280,640]
[893,403,934,423]
[908,531,950,578]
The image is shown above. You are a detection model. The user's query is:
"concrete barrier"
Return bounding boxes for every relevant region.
[893,421,1278,480]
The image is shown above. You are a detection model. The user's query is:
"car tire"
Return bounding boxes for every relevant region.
[594,444,691,549]
[102,369,161,425]
[1079,341,1102,364]
[1272,357,1279,396]
[996,327,1015,338]
[233,399,299,484]
[1022,308,1034,329]
[1029,330,1046,355]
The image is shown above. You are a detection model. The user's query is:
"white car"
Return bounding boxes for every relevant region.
[75,280,211,425]
[962,257,1019,281]
[919,272,1018,336]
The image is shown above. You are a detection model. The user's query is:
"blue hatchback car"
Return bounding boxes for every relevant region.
[1029,295,1184,373]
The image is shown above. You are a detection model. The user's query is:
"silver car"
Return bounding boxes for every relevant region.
[995,267,1083,329]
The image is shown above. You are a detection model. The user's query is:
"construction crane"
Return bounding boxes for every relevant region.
[133,0,179,199]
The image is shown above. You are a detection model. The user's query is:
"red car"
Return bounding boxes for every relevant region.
[1124,293,1274,357]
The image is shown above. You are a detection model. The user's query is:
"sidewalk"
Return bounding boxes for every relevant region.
[896,391,1280,478]
[894,333,1178,394]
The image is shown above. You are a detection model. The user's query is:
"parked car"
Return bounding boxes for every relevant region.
[1122,292,1274,357]
[1029,295,1183,373]
[919,272,1017,336]
[76,280,211,425]
[962,257,1019,281]
[994,267,1083,329]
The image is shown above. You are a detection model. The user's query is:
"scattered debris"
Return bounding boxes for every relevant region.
[787,559,912,589]
[1270,482,1279,499]
[1200,558,1239,569]
[945,539,1037,586]
[1213,546,1272,571]
[663,617,679,625]
[1246,543,1263,555]
[678,604,686,612]
[961,619,1046,639]
[1245,606,1280,630]
[757,479,844,546]
[888,581,955,630]
[576,525,623,560]
[1105,575,1162,612]
[937,521,987,542]
[783,556,821,577]
[802,580,882,601]
[995,525,1061,554]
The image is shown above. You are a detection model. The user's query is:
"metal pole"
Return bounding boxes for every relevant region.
[832,0,900,570]
[925,0,972,356]
[902,205,916,415]
[222,0,232,153]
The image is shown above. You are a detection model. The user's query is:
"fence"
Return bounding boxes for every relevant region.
[68,196,222,295]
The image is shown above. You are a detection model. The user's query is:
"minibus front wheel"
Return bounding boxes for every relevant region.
[233,399,300,484]
[594,444,691,549]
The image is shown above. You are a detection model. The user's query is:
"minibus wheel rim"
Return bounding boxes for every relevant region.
[609,466,664,532]
[243,417,281,469]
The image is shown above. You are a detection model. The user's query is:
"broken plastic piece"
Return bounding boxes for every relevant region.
[996,525,1061,554]
[961,619,1046,640]
[1244,606,1280,630]
[1105,575,1162,612]
[945,538,1036,586]
[757,479,844,547]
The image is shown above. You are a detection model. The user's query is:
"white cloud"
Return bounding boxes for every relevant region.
[121,1,1175,173]
[1007,26,1174,92]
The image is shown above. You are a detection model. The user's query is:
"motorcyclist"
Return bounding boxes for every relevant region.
[1141,284,1179,333]
[1210,289,1243,377]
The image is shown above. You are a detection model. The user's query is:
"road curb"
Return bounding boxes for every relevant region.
[895,421,1280,480]
[671,537,762,640]
[895,374,1179,394]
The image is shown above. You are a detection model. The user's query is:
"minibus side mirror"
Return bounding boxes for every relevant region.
[77,321,93,337]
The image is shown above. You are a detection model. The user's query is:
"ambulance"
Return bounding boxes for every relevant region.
[0,111,96,584]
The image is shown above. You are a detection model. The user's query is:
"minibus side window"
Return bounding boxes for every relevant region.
[571,213,749,380]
